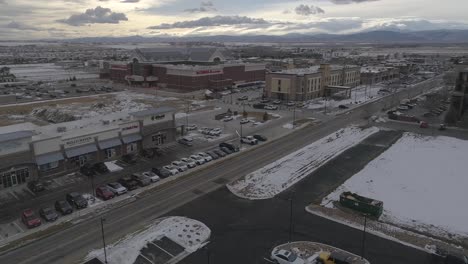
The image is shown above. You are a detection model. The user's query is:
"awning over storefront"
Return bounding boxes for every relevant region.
[65,144,98,158]
[35,152,64,166]
[122,133,142,144]
[98,138,122,149]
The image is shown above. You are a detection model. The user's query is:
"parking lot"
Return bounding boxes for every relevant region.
[135,236,186,264]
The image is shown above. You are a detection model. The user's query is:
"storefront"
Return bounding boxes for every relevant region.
[63,136,98,168]
[131,107,177,150]
[33,136,65,177]
[0,167,31,189]
[120,121,142,155]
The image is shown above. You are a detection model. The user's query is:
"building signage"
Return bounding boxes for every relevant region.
[196,69,222,75]
[120,122,140,135]
[64,136,93,148]
[122,124,139,131]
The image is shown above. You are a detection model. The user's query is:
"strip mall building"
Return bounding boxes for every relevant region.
[102,47,266,91]
[0,107,176,190]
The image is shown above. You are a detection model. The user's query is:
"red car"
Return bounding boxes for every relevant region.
[21,209,41,229]
[96,186,115,200]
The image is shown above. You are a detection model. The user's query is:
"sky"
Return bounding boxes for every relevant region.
[1,0,468,40]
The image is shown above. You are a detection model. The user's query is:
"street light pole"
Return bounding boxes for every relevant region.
[100,217,108,264]
[361,214,368,259]
[292,106,296,129]
[288,195,294,242]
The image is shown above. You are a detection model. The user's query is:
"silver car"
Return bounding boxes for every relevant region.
[107,182,128,195]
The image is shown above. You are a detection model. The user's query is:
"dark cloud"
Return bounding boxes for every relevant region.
[148,15,269,29]
[57,6,128,26]
[5,21,40,31]
[329,0,379,4]
[295,4,325,16]
[184,1,217,13]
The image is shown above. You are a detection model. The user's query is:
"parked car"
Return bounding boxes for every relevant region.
[162,165,180,175]
[439,123,447,131]
[39,207,58,222]
[178,137,193,146]
[222,116,234,122]
[190,155,206,165]
[397,105,409,111]
[55,200,73,215]
[253,134,267,142]
[419,121,429,128]
[118,176,139,190]
[260,98,270,103]
[271,249,304,264]
[237,95,248,101]
[27,181,45,193]
[214,149,227,157]
[171,161,189,172]
[186,124,198,131]
[286,102,295,107]
[22,209,41,229]
[338,104,349,109]
[197,152,213,162]
[272,100,282,104]
[96,186,115,200]
[241,136,258,145]
[206,151,220,160]
[107,182,128,195]
[131,173,152,187]
[66,192,88,209]
[181,158,197,168]
[80,163,95,177]
[264,105,278,110]
[142,171,160,182]
[92,162,109,174]
[219,142,239,152]
[152,167,173,178]
[240,118,250,124]
[122,154,138,164]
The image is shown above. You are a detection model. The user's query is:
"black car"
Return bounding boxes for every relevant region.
[219,142,239,152]
[152,167,172,179]
[118,176,139,190]
[220,147,233,154]
[80,163,95,177]
[214,149,227,157]
[55,200,73,215]
[122,154,138,164]
[66,192,88,209]
[338,104,349,109]
[253,134,267,142]
[92,162,109,174]
[206,151,219,160]
[27,181,45,193]
[39,207,58,222]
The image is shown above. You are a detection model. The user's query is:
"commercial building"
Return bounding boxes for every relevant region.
[360,66,399,85]
[448,70,468,124]
[265,64,361,101]
[0,67,16,83]
[0,107,176,190]
[104,48,266,91]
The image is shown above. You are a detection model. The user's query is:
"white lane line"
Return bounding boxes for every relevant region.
[8,191,19,201]
[138,253,155,264]
[24,187,36,197]
[12,221,24,233]
[52,178,62,187]
[150,241,175,257]
[263,257,275,263]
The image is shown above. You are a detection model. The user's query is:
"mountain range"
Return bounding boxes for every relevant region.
[65,30,468,44]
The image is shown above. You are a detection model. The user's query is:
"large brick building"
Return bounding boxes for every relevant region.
[105,47,266,91]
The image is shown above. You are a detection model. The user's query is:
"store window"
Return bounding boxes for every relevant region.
[39,161,59,172]
[0,168,29,188]
[105,148,116,159]
[127,143,137,153]
[152,133,167,146]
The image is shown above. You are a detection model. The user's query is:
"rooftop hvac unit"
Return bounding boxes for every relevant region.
[57,127,67,132]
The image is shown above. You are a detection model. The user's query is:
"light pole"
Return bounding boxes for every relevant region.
[361,214,368,260]
[100,217,108,264]
[240,121,243,145]
[288,191,295,242]
[292,106,296,129]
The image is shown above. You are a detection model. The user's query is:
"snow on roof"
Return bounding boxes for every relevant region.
[130,106,176,117]
[0,130,34,142]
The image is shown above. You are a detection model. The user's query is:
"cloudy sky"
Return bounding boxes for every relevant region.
[1,0,468,39]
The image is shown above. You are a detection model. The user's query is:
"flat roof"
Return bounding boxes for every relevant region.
[0,130,34,142]
[130,107,176,117]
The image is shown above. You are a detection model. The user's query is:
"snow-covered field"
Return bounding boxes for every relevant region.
[321,133,468,239]
[305,84,385,111]
[7,63,98,81]
[86,216,211,264]
[227,126,379,200]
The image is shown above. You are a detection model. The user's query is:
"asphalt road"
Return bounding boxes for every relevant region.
[0,76,443,264]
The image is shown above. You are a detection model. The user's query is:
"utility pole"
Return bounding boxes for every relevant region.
[100,217,108,264]
[185,101,190,129]
[288,196,294,242]
[90,173,95,197]
[292,106,296,129]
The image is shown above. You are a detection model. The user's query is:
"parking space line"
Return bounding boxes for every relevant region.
[150,242,175,257]
[12,221,24,232]
[138,253,155,264]
[8,191,19,201]
[52,178,63,186]
[263,257,275,263]
[24,187,36,197]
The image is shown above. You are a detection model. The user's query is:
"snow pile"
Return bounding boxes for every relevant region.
[282,123,294,129]
[227,126,379,200]
[105,161,123,172]
[86,216,210,264]
[321,133,468,238]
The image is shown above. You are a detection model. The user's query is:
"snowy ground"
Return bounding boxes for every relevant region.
[86,216,211,264]
[227,126,379,200]
[321,133,468,240]
[7,63,98,81]
[305,84,385,111]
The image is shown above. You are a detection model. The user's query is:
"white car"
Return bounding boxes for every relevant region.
[186,124,197,131]
[271,249,304,264]
[240,118,250,124]
[208,130,221,136]
[181,158,197,168]
[212,128,222,133]
[197,152,213,162]
[222,116,233,122]
[241,136,258,145]
[107,182,128,195]
[142,171,160,183]
[163,165,179,175]
[265,105,278,110]
[172,161,189,172]
[190,155,206,165]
